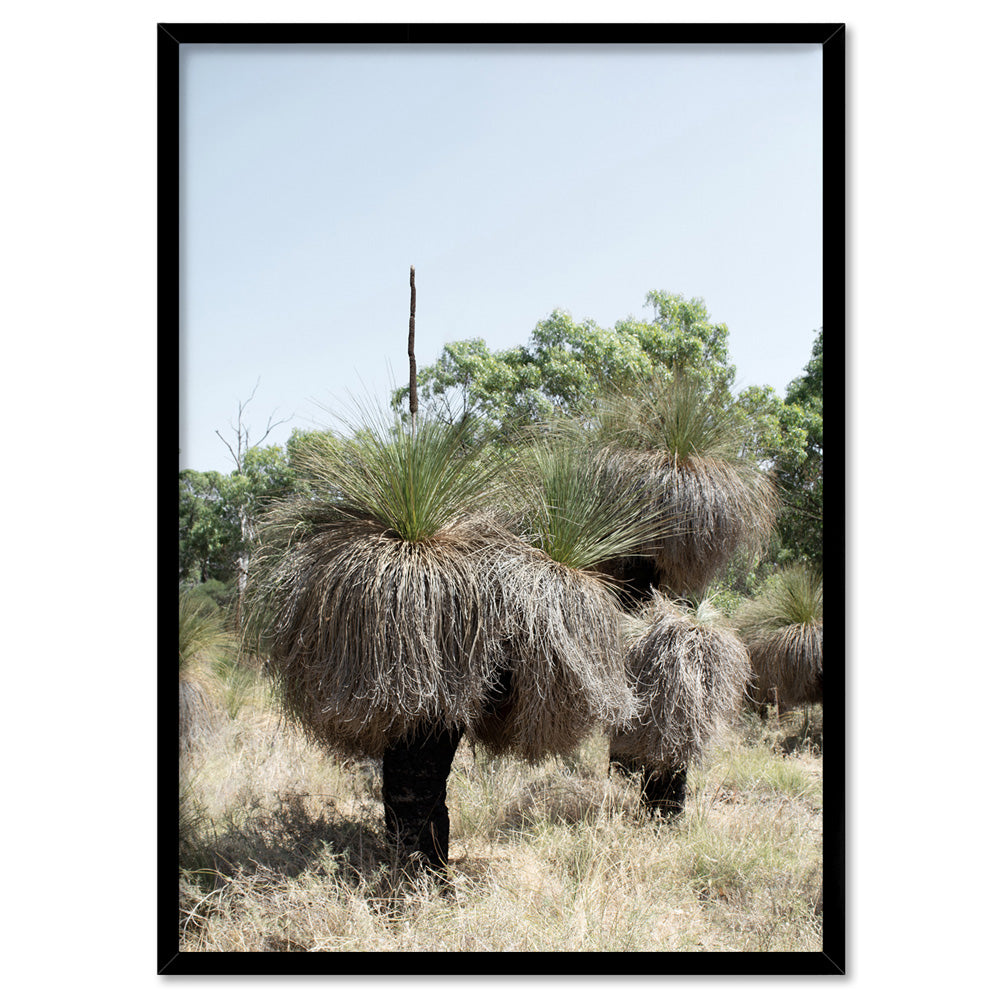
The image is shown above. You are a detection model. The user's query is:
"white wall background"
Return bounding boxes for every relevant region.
[4,1,996,994]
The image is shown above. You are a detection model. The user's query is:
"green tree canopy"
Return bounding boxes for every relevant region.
[179,469,237,584]
[179,444,297,584]
[773,329,823,565]
[394,291,736,437]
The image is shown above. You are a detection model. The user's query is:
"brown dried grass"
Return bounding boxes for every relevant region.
[610,594,751,772]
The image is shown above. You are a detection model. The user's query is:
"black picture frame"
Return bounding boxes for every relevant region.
[161,21,845,975]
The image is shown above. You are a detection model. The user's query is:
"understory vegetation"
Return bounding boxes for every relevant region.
[179,667,823,953]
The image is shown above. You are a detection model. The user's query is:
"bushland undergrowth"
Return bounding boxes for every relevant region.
[178,668,823,953]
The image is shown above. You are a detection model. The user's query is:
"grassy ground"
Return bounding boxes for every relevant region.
[178,672,823,953]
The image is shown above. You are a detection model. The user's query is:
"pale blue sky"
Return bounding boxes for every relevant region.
[180,43,822,472]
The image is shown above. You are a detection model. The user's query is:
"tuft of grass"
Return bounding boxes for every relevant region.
[179,592,235,677]
[179,593,241,751]
[736,565,823,636]
[289,411,501,543]
[504,425,679,570]
[594,371,739,465]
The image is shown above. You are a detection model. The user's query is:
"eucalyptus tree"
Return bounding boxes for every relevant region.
[394,291,736,440]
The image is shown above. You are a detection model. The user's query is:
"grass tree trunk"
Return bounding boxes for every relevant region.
[639,764,688,818]
[382,723,464,872]
[609,754,688,820]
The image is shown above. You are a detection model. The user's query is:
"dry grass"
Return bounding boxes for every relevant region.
[178,677,824,953]
[609,594,751,772]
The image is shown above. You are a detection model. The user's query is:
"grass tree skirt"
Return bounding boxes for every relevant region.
[610,594,751,817]
[246,518,504,759]
[468,545,636,763]
[608,450,778,596]
[589,374,780,597]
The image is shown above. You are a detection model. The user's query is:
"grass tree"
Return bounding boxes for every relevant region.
[610,593,751,816]
[593,371,778,599]
[470,428,675,762]
[587,372,780,816]
[733,565,823,717]
[243,413,505,871]
[179,592,237,752]
[242,413,661,873]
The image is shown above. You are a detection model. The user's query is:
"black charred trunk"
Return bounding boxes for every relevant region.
[382,722,464,872]
[639,763,688,818]
[610,754,688,820]
[597,554,661,615]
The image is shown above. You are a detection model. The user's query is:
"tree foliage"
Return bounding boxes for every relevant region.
[393,291,735,436]
[773,329,823,566]
[178,444,296,584]
[180,297,824,592]
[393,293,823,574]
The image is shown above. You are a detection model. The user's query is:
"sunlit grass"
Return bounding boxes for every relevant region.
[179,669,824,953]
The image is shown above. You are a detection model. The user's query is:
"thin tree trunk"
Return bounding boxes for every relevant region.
[234,506,253,629]
[408,266,417,434]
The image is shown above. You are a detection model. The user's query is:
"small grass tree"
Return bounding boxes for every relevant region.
[179,592,237,752]
[588,372,780,817]
[733,564,823,717]
[593,371,778,598]
[609,593,751,816]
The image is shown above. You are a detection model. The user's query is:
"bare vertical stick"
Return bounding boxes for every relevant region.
[408,265,417,434]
